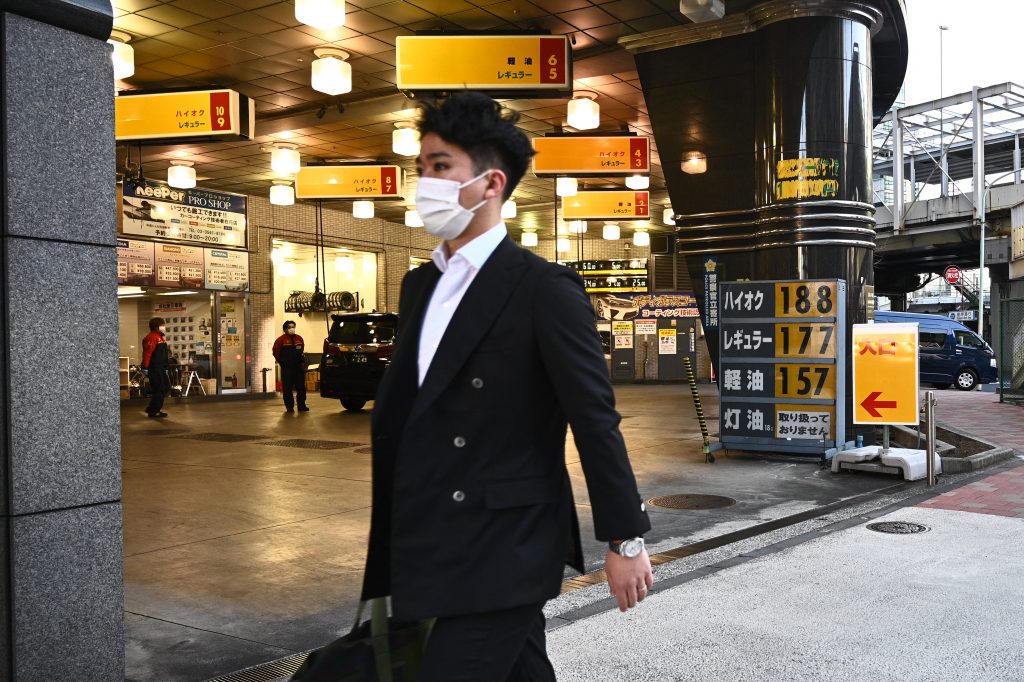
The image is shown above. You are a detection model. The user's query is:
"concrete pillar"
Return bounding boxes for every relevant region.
[1,1,123,680]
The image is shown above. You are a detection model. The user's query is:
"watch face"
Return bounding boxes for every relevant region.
[622,538,644,558]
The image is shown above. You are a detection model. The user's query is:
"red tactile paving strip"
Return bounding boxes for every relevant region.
[917,465,1024,518]
[929,390,1024,453]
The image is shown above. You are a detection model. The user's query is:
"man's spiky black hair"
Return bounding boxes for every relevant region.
[417,92,535,200]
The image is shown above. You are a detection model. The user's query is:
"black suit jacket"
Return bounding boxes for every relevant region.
[362,236,650,620]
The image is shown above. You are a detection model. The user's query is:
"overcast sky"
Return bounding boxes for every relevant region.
[903,0,1024,105]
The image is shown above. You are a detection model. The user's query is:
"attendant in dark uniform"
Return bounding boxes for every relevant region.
[141,317,170,418]
[273,320,308,413]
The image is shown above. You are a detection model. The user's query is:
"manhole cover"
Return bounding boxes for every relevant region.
[866,521,930,534]
[261,439,362,450]
[647,494,736,510]
[173,432,266,442]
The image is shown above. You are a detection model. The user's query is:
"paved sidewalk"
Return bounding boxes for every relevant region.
[933,389,1024,452]
[547,461,1024,681]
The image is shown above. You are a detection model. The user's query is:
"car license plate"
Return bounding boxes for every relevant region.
[351,354,368,363]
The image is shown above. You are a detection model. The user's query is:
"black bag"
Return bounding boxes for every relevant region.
[291,598,433,682]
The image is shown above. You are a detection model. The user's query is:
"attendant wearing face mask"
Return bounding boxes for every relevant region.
[142,317,170,418]
[273,320,308,413]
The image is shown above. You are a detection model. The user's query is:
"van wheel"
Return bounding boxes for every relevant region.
[340,399,366,411]
[955,369,978,391]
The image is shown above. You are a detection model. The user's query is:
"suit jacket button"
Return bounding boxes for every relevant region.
[452,490,466,502]
[471,377,484,389]
[453,436,466,448]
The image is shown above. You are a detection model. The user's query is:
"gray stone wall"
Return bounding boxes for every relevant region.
[1,9,124,681]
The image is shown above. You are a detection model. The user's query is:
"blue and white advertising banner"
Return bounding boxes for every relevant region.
[120,181,247,249]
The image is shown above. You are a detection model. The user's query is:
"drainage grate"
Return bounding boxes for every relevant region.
[647,494,737,510]
[174,432,268,443]
[205,652,308,682]
[261,438,362,450]
[867,521,930,534]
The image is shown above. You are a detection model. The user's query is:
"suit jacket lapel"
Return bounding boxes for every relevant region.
[406,237,525,427]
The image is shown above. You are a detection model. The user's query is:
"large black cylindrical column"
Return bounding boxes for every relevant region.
[625,0,907,436]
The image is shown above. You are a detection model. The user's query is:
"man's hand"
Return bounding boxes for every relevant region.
[605,549,654,612]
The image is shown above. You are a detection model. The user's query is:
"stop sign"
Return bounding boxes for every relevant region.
[943,265,961,286]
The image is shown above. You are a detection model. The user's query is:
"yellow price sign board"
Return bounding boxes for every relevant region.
[561,191,650,220]
[774,323,836,358]
[774,364,836,400]
[115,89,250,141]
[396,35,570,90]
[852,323,919,425]
[775,282,837,318]
[532,136,650,175]
[295,165,403,199]
[775,403,834,440]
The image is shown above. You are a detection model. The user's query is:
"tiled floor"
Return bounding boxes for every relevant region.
[932,389,1024,452]
[918,465,1024,518]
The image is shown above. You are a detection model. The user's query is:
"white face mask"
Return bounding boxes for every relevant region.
[286,327,296,335]
[158,326,166,334]
[414,170,493,240]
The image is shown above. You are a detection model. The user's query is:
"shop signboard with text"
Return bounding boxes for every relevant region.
[120,181,247,250]
[117,238,249,292]
[396,35,570,91]
[115,89,255,142]
[591,290,699,320]
[718,280,847,455]
[566,259,648,294]
[532,136,650,175]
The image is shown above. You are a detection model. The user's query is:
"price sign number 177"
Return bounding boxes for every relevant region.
[776,324,835,358]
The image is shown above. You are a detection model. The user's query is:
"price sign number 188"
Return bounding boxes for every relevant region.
[776,282,835,317]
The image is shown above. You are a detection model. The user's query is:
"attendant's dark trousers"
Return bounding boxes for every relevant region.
[146,369,167,415]
[280,365,306,410]
[418,602,556,682]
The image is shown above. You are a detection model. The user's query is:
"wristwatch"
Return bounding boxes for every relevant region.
[608,537,645,558]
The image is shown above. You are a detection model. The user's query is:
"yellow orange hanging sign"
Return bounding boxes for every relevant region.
[532,136,650,175]
[295,166,404,199]
[561,191,650,220]
[115,89,254,141]
[396,35,570,90]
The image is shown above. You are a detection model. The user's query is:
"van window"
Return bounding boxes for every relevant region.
[919,330,947,349]
[954,330,985,349]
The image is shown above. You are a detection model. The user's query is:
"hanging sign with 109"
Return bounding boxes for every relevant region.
[718,280,846,454]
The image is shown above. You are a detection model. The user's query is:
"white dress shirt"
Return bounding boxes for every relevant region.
[418,222,507,386]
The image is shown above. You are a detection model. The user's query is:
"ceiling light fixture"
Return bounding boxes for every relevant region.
[405,208,423,227]
[271,143,301,176]
[167,160,196,189]
[352,199,374,219]
[625,175,650,190]
[108,30,134,80]
[501,199,517,220]
[682,151,707,174]
[392,122,420,157]
[311,48,352,95]
[521,229,538,247]
[556,236,571,253]
[663,207,675,225]
[602,223,620,241]
[568,220,587,234]
[633,228,650,247]
[556,177,578,197]
[567,91,599,130]
[270,180,295,206]
[295,0,346,30]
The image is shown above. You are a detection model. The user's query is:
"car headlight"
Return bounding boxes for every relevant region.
[990,359,997,368]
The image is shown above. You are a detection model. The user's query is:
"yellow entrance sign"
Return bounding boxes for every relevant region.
[561,191,650,220]
[532,136,650,175]
[396,35,570,90]
[115,89,251,141]
[852,323,919,425]
[295,165,403,199]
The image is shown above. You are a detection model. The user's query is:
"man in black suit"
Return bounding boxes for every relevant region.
[362,92,653,681]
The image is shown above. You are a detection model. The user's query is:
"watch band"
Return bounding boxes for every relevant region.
[608,537,644,557]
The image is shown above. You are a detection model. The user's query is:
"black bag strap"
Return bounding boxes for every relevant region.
[349,597,393,682]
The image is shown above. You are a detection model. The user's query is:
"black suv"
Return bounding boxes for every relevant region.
[319,312,398,411]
